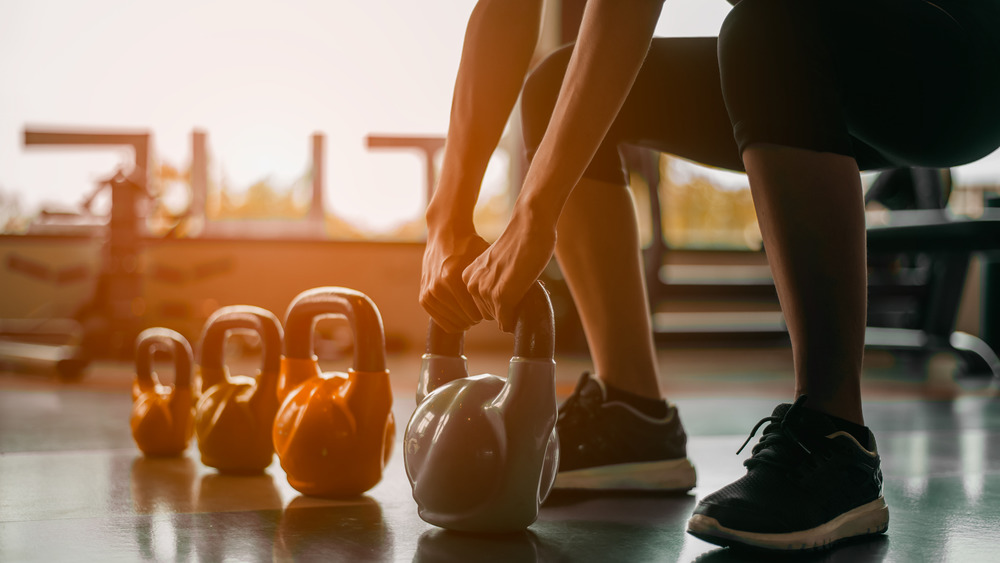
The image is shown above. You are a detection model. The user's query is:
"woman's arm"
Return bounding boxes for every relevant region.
[420,0,544,333]
[463,0,665,332]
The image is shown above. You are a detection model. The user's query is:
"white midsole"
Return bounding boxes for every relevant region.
[687,496,890,550]
[554,458,697,491]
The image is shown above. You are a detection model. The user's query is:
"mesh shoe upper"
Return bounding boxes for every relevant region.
[556,372,689,472]
[693,396,884,534]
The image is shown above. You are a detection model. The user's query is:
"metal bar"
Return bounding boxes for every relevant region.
[366,134,446,203]
[24,129,149,149]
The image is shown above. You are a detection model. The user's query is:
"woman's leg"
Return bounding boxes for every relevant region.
[689,0,1000,550]
[742,145,867,424]
[520,38,738,490]
[522,37,741,401]
[718,0,1000,422]
[553,176,660,399]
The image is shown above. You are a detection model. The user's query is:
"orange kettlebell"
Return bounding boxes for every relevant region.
[273,287,395,498]
[194,305,284,474]
[131,327,195,457]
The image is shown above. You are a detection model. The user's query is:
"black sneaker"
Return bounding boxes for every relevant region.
[554,372,697,491]
[687,395,889,551]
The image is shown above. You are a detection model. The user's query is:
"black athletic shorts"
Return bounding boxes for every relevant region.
[520,0,1000,182]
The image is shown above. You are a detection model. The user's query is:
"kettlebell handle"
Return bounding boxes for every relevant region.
[425,319,464,356]
[135,327,193,390]
[426,281,554,360]
[283,287,386,372]
[253,308,284,373]
[200,306,283,373]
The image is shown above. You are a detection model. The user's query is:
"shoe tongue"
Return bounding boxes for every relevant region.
[770,403,794,418]
[580,373,607,402]
[758,403,795,441]
[756,401,840,448]
[750,402,838,464]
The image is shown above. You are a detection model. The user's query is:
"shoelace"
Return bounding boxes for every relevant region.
[736,395,814,471]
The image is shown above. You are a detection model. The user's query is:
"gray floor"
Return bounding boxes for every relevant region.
[1,349,998,562]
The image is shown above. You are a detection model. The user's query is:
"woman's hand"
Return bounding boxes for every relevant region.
[420,226,491,334]
[419,0,544,334]
[462,204,557,333]
[457,0,661,334]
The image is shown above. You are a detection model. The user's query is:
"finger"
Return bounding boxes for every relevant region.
[496,300,518,334]
[461,259,492,321]
[448,278,484,325]
[421,288,472,334]
[468,286,494,322]
[496,278,535,334]
[443,290,482,331]
[423,265,485,328]
[422,299,468,334]
[460,258,474,286]
[463,277,495,323]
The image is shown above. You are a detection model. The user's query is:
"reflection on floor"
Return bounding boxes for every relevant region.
[1,347,998,562]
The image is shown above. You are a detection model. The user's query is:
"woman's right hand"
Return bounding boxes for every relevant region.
[420,226,491,334]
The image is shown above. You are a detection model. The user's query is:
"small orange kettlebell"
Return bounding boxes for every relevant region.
[194,305,284,474]
[131,328,195,457]
[273,287,395,498]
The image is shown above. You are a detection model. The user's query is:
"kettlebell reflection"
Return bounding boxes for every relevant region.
[194,473,283,563]
[413,528,540,563]
[275,495,392,562]
[129,455,199,561]
[195,472,283,513]
[130,455,199,514]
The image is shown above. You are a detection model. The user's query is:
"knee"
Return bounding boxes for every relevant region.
[718,0,804,72]
[717,0,837,152]
[520,45,574,157]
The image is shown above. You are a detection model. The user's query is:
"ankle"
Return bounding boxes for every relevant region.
[798,394,864,427]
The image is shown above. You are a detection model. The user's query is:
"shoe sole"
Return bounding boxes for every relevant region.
[686,496,889,552]
[553,458,697,491]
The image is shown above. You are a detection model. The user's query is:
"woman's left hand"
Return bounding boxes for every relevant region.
[462,204,557,333]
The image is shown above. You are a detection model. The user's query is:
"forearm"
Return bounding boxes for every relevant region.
[515,0,664,224]
[426,0,543,235]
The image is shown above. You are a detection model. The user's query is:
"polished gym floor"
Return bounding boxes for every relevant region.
[2,346,998,562]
